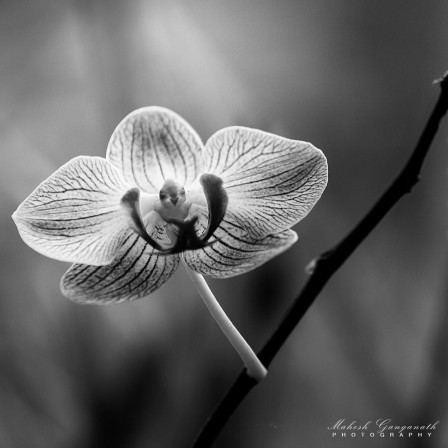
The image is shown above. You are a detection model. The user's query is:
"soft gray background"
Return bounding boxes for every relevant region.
[1,1,448,447]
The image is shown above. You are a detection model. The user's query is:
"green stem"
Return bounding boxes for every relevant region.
[183,261,267,382]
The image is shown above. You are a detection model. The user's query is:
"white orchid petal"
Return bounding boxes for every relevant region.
[61,230,180,304]
[12,156,132,265]
[107,107,204,193]
[182,212,298,278]
[203,127,328,237]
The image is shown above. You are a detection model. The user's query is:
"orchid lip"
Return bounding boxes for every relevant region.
[121,173,228,255]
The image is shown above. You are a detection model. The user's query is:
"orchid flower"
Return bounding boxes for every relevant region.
[12,107,328,380]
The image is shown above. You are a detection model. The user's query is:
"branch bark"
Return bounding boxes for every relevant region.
[192,71,448,448]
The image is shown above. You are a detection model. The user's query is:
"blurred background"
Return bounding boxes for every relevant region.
[1,0,448,447]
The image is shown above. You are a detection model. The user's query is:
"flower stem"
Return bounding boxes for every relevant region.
[183,261,267,382]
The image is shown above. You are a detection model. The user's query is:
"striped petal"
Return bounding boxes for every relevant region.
[12,156,133,265]
[182,210,298,278]
[107,107,204,193]
[61,228,180,304]
[203,127,328,238]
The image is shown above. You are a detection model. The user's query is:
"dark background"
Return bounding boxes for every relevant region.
[1,1,448,447]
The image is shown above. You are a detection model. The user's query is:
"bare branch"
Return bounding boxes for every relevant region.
[192,71,448,448]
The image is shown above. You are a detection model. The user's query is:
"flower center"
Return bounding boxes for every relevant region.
[121,174,228,254]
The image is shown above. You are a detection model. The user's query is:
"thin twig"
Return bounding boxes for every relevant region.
[192,71,448,448]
